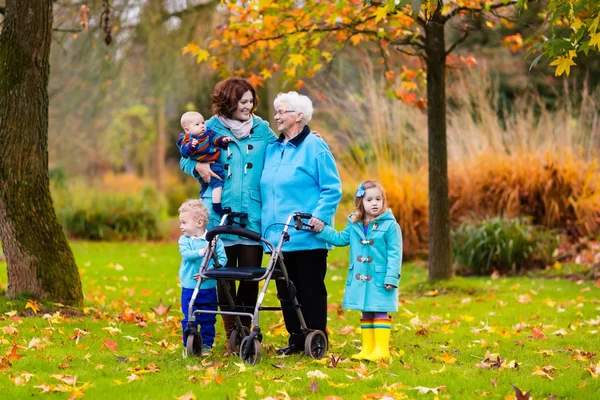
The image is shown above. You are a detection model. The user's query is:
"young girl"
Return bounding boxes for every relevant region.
[315,180,402,361]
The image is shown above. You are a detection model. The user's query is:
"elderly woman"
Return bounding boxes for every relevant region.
[180,77,277,350]
[260,92,342,355]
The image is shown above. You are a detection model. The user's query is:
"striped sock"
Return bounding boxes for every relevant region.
[360,318,373,330]
[372,317,391,330]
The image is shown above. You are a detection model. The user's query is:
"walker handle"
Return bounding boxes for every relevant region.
[295,213,313,219]
[205,225,262,243]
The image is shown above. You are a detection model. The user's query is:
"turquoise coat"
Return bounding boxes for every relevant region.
[178,234,227,290]
[317,209,402,312]
[260,129,342,251]
[180,115,277,242]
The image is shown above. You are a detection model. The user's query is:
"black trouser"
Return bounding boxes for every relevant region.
[276,249,328,346]
[217,244,263,333]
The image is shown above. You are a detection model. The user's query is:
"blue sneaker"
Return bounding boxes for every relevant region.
[202,345,212,356]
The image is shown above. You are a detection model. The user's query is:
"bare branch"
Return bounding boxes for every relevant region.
[53,28,83,33]
[446,29,469,56]
[390,35,426,50]
[444,0,519,22]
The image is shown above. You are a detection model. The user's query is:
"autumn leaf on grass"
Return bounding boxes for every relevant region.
[409,385,447,395]
[11,372,34,386]
[102,326,122,335]
[25,300,40,314]
[307,370,329,379]
[585,361,600,378]
[103,338,118,353]
[0,356,12,371]
[7,343,24,360]
[531,327,546,340]
[532,365,557,380]
[70,328,89,344]
[434,352,456,364]
[178,392,196,400]
[511,384,531,400]
[150,299,171,316]
[329,354,342,368]
[538,349,553,357]
[51,374,78,386]
[309,377,319,394]
[127,373,142,383]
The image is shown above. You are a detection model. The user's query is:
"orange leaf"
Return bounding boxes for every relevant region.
[150,299,171,316]
[7,344,24,360]
[103,338,118,353]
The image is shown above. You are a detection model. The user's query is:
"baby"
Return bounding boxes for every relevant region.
[177,111,233,216]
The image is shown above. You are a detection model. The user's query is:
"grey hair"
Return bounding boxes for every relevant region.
[273,91,313,126]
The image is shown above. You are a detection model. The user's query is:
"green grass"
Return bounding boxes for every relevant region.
[1,242,599,399]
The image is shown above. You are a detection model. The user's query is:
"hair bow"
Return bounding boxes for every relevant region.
[355,183,366,198]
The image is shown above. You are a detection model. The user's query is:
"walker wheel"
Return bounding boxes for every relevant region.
[304,331,327,359]
[228,326,251,353]
[239,336,261,366]
[186,331,203,357]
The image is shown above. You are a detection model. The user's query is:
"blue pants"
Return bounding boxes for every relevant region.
[199,163,225,197]
[181,287,217,347]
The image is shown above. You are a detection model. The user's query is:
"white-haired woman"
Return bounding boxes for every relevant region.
[260,91,342,355]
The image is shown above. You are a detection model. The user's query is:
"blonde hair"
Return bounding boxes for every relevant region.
[352,180,388,223]
[180,111,203,130]
[178,199,209,227]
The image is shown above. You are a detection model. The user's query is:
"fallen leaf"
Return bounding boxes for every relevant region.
[177,392,196,400]
[103,338,118,353]
[309,377,319,393]
[150,299,172,316]
[25,300,40,314]
[511,384,531,400]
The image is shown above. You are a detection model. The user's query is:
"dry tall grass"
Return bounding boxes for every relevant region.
[311,64,600,258]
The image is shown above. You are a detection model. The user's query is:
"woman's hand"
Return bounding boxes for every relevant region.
[384,284,395,291]
[308,217,325,232]
[194,162,221,184]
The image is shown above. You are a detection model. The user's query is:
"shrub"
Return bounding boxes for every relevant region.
[451,217,559,276]
[52,174,168,241]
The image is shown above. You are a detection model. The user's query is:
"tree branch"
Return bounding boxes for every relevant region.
[446,29,469,56]
[389,35,426,50]
[53,28,83,33]
[444,0,519,22]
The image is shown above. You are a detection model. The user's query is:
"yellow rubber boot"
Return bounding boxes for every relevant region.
[364,318,391,361]
[351,319,374,360]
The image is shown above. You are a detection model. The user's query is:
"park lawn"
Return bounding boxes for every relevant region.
[0,242,599,399]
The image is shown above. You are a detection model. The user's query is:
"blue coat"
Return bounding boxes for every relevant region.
[260,126,342,251]
[317,209,402,312]
[178,234,227,290]
[180,115,277,242]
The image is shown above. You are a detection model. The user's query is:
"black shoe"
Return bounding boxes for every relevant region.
[276,343,303,356]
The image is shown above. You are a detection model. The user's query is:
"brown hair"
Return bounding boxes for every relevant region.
[178,199,209,227]
[211,77,259,118]
[351,180,388,223]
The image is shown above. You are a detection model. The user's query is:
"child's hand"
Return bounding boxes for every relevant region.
[384,284,395,291]
[222,137,233,143]
[191,138,199,146]
[193,273,200,281]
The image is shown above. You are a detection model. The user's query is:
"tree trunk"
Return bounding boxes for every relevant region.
[0,0,83,305]
[424,9,453,281]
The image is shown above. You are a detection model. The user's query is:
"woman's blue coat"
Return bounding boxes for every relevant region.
[317,209,402,312]
[180,115,277,242]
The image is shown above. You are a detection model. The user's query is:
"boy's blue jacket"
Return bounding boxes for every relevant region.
[316,209,402,312]
[260,126,342,251]
[180,115,277,242]
[178,234,227,290]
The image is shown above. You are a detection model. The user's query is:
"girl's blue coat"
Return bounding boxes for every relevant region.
[317,209,402,312]
[180,115,277,241]
[178,235,227,290]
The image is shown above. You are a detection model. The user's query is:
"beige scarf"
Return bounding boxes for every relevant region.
[217,115,253,140]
